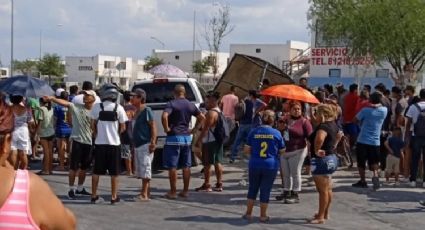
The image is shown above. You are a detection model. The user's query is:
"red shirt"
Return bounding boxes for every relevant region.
[343,92,359,123]
[285,117,313,152]
[355,99,371,114]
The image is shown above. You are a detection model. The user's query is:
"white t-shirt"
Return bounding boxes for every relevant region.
[405,101,425,136]
[90,101,128,145]
[72,94,101,105]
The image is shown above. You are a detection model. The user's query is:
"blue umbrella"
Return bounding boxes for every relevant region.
[0,75,54,98]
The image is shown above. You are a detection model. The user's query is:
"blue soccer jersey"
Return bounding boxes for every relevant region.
[246,126,285,170]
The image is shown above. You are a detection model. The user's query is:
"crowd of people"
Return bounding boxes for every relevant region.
[1,76,425,228]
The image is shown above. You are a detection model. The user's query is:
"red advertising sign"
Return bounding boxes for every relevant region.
[311,47,374,66]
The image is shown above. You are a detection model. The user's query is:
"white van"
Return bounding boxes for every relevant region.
[132,77,206,168]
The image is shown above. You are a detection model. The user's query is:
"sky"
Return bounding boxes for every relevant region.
[0,0,311,66]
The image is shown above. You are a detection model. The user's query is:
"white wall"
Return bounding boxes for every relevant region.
[66,55,145,90]
[153,50,229,77]
[65,56,97,86]
[0,67,9,78]
[229,40,309,68]
[309,28,394,79]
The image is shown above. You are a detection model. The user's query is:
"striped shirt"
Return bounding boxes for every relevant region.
[0,170,40,230]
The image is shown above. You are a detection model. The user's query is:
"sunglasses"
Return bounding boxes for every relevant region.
[278,120,285,123]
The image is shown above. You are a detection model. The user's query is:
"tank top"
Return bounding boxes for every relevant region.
[13,110,31,129]
[0,170,40,230]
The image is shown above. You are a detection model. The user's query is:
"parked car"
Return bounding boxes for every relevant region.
[132,77,206,170]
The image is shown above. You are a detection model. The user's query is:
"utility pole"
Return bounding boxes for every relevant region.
[192,10,196,78]
[10,0,14,77]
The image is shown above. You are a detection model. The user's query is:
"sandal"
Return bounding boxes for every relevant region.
[178,191,188,198]
[241,214,252,221]
[308,218,325,224]
[163,193,177,200]
[259,216,270,223]
[36,171,50,175]
[313,213,329,220]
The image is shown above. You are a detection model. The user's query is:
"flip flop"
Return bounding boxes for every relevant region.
[308,218,325,224]
[313,213,329,220]
[178,191,188,198]
[36,171,50,175]
[133,196,151,202]
[259,216,270,223]
[242,214,253,222]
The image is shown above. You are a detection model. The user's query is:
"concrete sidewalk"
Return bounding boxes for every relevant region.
[36,161,425,230]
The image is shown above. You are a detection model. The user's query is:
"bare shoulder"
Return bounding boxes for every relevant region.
[29,172,77,229]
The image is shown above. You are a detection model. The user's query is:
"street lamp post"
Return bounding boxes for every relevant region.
[39,24,63,60]
[150,36,165,49]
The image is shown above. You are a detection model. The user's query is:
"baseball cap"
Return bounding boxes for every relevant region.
[55,88,65,97]
[83,90,96,97]
[336,82,343,88]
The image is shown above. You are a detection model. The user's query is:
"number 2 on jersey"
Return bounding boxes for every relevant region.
[260,142,268,158]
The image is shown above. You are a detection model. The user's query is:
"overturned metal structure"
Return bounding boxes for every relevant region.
[214,53,293,99]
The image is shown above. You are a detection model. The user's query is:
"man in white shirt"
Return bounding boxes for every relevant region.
[90,84,128,204]
[405,89,425,188]
[72,81,101,105]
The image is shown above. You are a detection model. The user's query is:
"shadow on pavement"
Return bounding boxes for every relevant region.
[164,215,336,229]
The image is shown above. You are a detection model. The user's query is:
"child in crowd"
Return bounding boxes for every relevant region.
[384,127,405,185]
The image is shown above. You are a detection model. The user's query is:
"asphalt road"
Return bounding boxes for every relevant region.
[34,161,425,230]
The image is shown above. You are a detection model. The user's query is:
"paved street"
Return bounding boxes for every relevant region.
[34,161,425,230]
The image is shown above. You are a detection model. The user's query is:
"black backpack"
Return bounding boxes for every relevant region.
[98,103,118,121]
[414,104,425,137]
[210,109,230,144]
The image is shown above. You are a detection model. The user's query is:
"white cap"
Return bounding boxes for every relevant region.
[55,88,65,97]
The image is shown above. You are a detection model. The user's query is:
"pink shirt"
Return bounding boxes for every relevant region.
[221,93,239,119]
[0,170,40,230]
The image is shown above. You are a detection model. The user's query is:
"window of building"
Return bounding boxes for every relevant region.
[117,61,126,70]
[376,69,389,78]
[329,68,341,78]
[104,61,115,69]
[1,70,6,76]
[78,66,93,71]
[255,48,261,53]
[175,55,180,60]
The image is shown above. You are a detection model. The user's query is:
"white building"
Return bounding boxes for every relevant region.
[65,55,148,90]
[307,24,395,88]
[0,67,9,79]
[152,49,229,89]
[230,40,309,69]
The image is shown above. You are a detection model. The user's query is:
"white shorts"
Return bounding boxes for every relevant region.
[135,144,154,179]
[11,126,30,152]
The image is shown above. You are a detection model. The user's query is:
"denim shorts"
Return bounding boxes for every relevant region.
[311,154,338,176]
[162,144,191,169]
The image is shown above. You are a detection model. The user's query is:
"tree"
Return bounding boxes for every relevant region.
[144,56,164,71]
[192,58,210,78]
[202,3,234,78]
[37,53,65,85]
[13,59,38,76]
[309,0,425,87]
